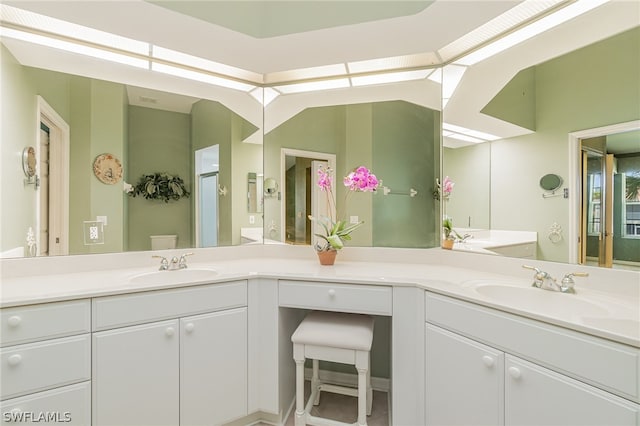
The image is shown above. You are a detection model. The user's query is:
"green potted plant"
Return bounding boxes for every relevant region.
[128,173,190,203]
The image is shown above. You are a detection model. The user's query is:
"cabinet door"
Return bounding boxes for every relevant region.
[505,355,639,426]
[426,324,504,426]
[180,307,247,426]
[92,320,179,426]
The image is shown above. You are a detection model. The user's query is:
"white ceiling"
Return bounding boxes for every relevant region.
[3,0,521,74]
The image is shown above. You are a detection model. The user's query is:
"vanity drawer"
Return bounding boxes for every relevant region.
[0,335,91,400]
[0,381,91,425]
[92,280,247,330]
[279,280,392,316]
[425,293,640,402]
[0,300,91,347]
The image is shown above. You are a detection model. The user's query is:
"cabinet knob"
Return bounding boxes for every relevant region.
[165,327,175,337]
[482,355,495,368]
[185,323,195,333]
[8,354,22,366]
[328,289,336,297]
[7,316,21,327]
[508,366,522,380]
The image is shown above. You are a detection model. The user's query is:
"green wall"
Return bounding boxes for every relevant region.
[127,106,191,251]
[372,101,440,248]
[0,45,37,255]
[264,101,440,249]
[488,27,640,263]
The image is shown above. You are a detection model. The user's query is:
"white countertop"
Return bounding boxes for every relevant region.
[1,245,638,348]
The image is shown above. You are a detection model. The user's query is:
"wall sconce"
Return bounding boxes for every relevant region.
[263,178,278,198]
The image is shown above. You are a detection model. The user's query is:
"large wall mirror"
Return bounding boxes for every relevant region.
[1,41,263,257]
[442,6,639,270]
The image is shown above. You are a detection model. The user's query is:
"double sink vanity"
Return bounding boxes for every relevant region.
[1,245,638,426]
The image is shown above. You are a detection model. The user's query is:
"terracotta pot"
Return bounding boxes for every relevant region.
[441,239,454,250]
[317,249,338,265]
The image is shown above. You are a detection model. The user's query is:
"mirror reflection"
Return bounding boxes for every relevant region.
[263,84,442,249]
[1,44,263,257]
[443,24,639,269]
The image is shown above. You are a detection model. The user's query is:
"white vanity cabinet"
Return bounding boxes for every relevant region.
[0,301,91,425]
[425,292,640,426]
[92,281,248,426]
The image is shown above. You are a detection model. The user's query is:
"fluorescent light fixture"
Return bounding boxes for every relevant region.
[274,79,350,94]
[152,46,262,84]
[1,4,149,55]
[443,123,500,141]
[152,63,255,92]
[0,27,149,69]
[456,0,611,66]
[265,63,347,84]
[350,69,432,87]
[438,0,564,63]
[249,87,279,106]
[347,53,438,74]
[444,132,485,144]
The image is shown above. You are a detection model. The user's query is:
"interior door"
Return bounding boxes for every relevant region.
[199,172,218,248]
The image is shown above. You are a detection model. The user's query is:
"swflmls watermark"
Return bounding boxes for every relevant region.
[2,411,71,423]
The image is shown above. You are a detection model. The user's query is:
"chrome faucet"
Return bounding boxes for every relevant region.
[152,255,169,271]
[178,252,193,269]
[152,253,193,271]
[522,265,588,294]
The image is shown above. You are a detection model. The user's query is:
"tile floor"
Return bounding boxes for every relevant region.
[278,380,390,426]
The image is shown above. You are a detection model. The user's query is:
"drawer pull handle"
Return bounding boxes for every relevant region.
[185,323,195,333]
[7,316,21,327]
[508,366,522,380]
[328,289,336,297]
[482,355,495,368]
[165,327,175,337]
[8,354,22,366]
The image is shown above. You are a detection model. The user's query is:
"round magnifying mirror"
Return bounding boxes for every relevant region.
[22,147,37,177]
[540,173,563,192]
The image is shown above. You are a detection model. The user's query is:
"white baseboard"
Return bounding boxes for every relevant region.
[304,367,390,392]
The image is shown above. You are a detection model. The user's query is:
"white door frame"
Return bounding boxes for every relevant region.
[567,119,640,264]
[280,148,336,244]
[37,96,69,256]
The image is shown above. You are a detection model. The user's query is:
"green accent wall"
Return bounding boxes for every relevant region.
[488,27,640,263]
[127,106,191,251]
[482,66,536,131]
[372,101,440,248]
[264,101,440,249]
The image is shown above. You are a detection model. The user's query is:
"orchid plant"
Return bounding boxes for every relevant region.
[309,166,379,252]
[436,176,461,241]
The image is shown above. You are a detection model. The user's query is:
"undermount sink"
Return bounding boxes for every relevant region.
[464,281,611,317]
[129,268,218,286]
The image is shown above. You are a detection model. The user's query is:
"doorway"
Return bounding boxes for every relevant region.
[37,96,69,256]
[570,120,640,269]
[280,149,336,247]
[195,145,219,248]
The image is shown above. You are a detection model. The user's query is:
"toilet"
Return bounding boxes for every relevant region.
[150,235,177,250]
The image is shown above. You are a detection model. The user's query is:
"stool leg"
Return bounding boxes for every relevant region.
[312,359,321,405]
[295,359,306,426]
[357,367,367,426]
[366,355,373,416]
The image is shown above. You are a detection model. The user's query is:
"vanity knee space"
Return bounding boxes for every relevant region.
[424,292,640,426]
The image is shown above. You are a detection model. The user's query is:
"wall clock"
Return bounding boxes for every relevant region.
[93,153,123,185]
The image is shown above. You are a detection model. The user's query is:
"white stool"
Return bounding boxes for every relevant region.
[291,311,374,426]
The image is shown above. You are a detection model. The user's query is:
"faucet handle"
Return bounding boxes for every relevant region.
[178,252,194,268]
[560,272,588,294]
[152,255,169,270]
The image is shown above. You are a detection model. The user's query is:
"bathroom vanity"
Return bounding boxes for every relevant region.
[0,246,638,426]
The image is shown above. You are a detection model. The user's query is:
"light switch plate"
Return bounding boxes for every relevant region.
[350,216,359,224]
[97,215,108,226]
